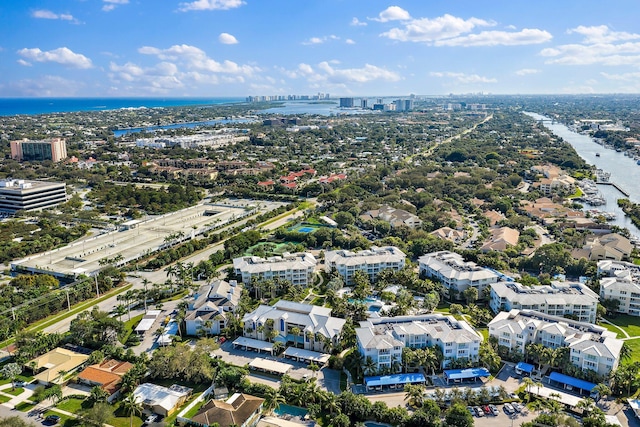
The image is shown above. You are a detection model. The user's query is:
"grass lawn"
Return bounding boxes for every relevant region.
[0,374,35,386]
[120,313,145,344]
[622,339,640,365]
[0,395,10,403]
[42,409,79,427]
[5,387,24,396]
[112,401,144,427]
[56,397,89,413]
[605,314,640,337]
[15,402,36,412]
[478,328,489,341]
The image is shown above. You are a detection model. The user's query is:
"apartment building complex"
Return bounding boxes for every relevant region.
[598,260,640,316]
[489,281,599,323]
[185,280,242,336]
[10,138,67,162]
[356,314,482,372]
[242,300,345,352]
[324,246,406,285]
[488,309,622,376]
[418,251,499,296]
[233,252,316,286]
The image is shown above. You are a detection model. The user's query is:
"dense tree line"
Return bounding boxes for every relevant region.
[88,183,203,215]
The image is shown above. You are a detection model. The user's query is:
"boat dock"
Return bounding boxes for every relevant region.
[596,181,630,197]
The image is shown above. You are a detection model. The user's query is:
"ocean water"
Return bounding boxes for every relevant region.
[0,97,245,117]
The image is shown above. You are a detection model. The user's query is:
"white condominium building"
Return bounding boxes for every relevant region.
[598,260,640,316]
[418,251,499,296]
[356,314,482,371]
[489,281,599,323]
[233,252,316,286]
[488,309,622,376]
[324,246,406,285]
[242,300,345,352]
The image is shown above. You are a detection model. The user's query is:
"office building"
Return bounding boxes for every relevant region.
[0,179,67,213]
[361,99,368,109]
[233,252,316,286]
[489,309,623,376]
[356,314,482,371]
[489,281,598,323]
[324,246,406,285]
[10,138,67,162]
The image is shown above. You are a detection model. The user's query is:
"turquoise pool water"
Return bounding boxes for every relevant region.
[364,422,391,427]
[274,404,308,418]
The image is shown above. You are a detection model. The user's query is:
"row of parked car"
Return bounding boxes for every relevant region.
[467,402,524,417]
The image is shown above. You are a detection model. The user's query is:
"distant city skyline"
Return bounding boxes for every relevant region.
[1,1,640,97]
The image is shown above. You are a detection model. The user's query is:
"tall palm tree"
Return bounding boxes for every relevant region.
[263,387,285,414]
[364,356,377,376]
[404,384,425,408]
[122,392,143,427]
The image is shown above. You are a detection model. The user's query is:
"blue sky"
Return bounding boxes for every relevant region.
[1,1,639,97]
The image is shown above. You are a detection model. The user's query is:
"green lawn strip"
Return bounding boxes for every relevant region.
[622,338,640,365]
[182,399,206,419]
[0,395,10,403]
[5,387,24,396]
[111,402,144,427]
[0,374,33,386]
[163,391,204,426]
[478,328,489,341]
[56,397,87,413]
[259,207,303,228]
[599,322,621,338]
[15,402,36,412]
[42,409,79,427]
[0,283,134,349]
[606,314,640,337]
[119,314,145,344]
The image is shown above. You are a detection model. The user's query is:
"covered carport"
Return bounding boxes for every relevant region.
[547,372,598,398]
[283,347,330,365]
[443,368,490,384]
[248,358,292,375]
[232,337,274,355]
[364,373,426,391]
[515,362,535,376]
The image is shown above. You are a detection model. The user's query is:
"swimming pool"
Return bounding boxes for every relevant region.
[364,422,391,427]
[297,226,315,233]
[274,404,308,418]
[368,305,382,312]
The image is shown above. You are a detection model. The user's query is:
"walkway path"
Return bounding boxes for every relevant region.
[600,318,631,339]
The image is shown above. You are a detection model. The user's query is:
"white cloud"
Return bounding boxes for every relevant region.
[17,47,93,69]
[435,28,552,47]
[138,43,258,75]
[302,35,340,45]
[540,25,640,67]
[516,68,541,76]
[569,25,640,44]
[31,10,76,21]
[345,39,356,45]
[430,71,497,84]
[110,61,184,93]
[178,0,245,12]
[17,59,32,67]
[102,0,129,12]
[350,17,367,27]
[284,61,400,85]
[371,6,411,23]
[0,75,83,97]
[381,13,494,43]
[218,33,238,44]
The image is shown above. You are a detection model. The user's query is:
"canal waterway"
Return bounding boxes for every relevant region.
[524,111,640,236]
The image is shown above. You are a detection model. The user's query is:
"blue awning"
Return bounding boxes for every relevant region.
[548,372,596,392]
[516,362,534,373]
[444,368,490,381]
[364,373,426,387]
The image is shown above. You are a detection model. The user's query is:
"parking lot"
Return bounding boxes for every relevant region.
[213,340,342,394]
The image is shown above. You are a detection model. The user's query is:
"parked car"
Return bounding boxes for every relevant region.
[14,381,26,387]
[482,405,491,415]
[474,406,484,417]
[144,415,159,425]
[467,406,475,416]
[504,403,515,414]
[489,404,499,416]
[219,337,226,344]
[43,415,60,425]
[512,402,523,413]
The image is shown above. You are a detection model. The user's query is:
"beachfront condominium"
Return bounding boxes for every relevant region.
[489,281,599,323]
[356,314,482,372]
[324,246,406,286]
[418,251,499,297]
[232,252,316,286]
[598,259,640,316]
[10,138,67,162]
[488,309,622,376]
[242,300,345,352]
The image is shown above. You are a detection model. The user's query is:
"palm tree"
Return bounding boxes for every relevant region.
[290,326,301,348]
[528,399,546,414]
[620,342,632,363]
[404,384,426,408]
[576,398,596,416]
[122,392,143,427]
[364,356,377,376]
[263,387,285,414]
[593,383,611,402]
